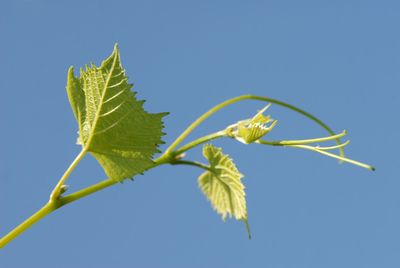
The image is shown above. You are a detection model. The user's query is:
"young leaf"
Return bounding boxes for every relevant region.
[66,44,167,181]
[235,104,277,144]
[198,144,249,235]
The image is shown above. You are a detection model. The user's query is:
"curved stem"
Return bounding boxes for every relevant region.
[256,130,347,146]
[50,150,87,201]
[163,95,344,157]
[258,138,374,171]
[315,140,350,150]
[174,130,227,156]
[0,96,358,248]
[288,144,375,171]
[170,160,212,172]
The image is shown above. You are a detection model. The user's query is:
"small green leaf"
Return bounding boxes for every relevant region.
[66,44,167,181]
[199,144,249,236]
[235,104,277,144]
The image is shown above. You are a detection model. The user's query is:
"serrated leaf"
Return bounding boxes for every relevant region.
[199,144,249,236]
[236,104,277,144]
[66,44,167,181]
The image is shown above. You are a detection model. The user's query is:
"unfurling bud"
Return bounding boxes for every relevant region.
[228,104,278,144]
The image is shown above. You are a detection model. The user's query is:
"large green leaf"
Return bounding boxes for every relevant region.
[199,144,249,235]
[66,44,167,181]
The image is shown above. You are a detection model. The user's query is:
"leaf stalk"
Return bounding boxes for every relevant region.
[49,149,87,201]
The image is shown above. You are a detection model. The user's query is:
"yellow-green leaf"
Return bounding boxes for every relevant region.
[199,144,249,234]
[66,44,167,181]
[236,104,277,144]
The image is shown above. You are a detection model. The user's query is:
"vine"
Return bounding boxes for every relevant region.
[0,44,374,248]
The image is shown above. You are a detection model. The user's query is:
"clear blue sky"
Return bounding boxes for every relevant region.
[0,0,399,267]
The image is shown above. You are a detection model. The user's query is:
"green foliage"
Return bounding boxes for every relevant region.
[0,44,374,248]
[198,144,248,231]
[232,104,277,144]
[66,44,167,181]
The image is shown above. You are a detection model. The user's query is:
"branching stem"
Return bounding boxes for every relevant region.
[288,144,375,171]
[60,179,117,206]
[173,130,227,156]
[0,95,369,249]
[258,138,374,171]
[49,149,87,201]
[163,94,344,157]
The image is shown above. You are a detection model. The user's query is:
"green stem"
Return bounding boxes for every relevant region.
[0,177,118,249]
[256,130,347,146]
[288,144,375,171]
[58,154,183,206]
[0,157,211,248]
[315,140,350,151]
[170,160,212,172]
[163,95,344,157]
[0,95,354,248]
[258,138,374,171]
[0,201,58,248]
[50,149,87,201]
[61,159,211,206]
[60,179,117,206]
[174,130,227,156]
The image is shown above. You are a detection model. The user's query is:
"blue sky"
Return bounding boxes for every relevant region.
[0,0,399,267]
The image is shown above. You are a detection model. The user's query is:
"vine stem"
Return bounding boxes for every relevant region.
[256,130,347,146]
[0,202,57,248]
[49,149,87,201]
[173,130,227,156]
[0,157,209,248]
[288,144,375,171]
[57,155,213,206]
[163,94,344,157]
[0,95,349,248]
[257,139,374,171]
[170,160,213,172]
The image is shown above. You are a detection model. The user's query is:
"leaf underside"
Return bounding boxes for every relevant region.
[198,144,248,224]
[66,44,167,181]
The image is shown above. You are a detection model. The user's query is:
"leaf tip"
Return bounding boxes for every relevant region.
[370,165,376,171]
[160,112,170,118]
[67,66,75,77]
[113,42,119,52]
[112,43,120,59]
[244,219,251,240]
